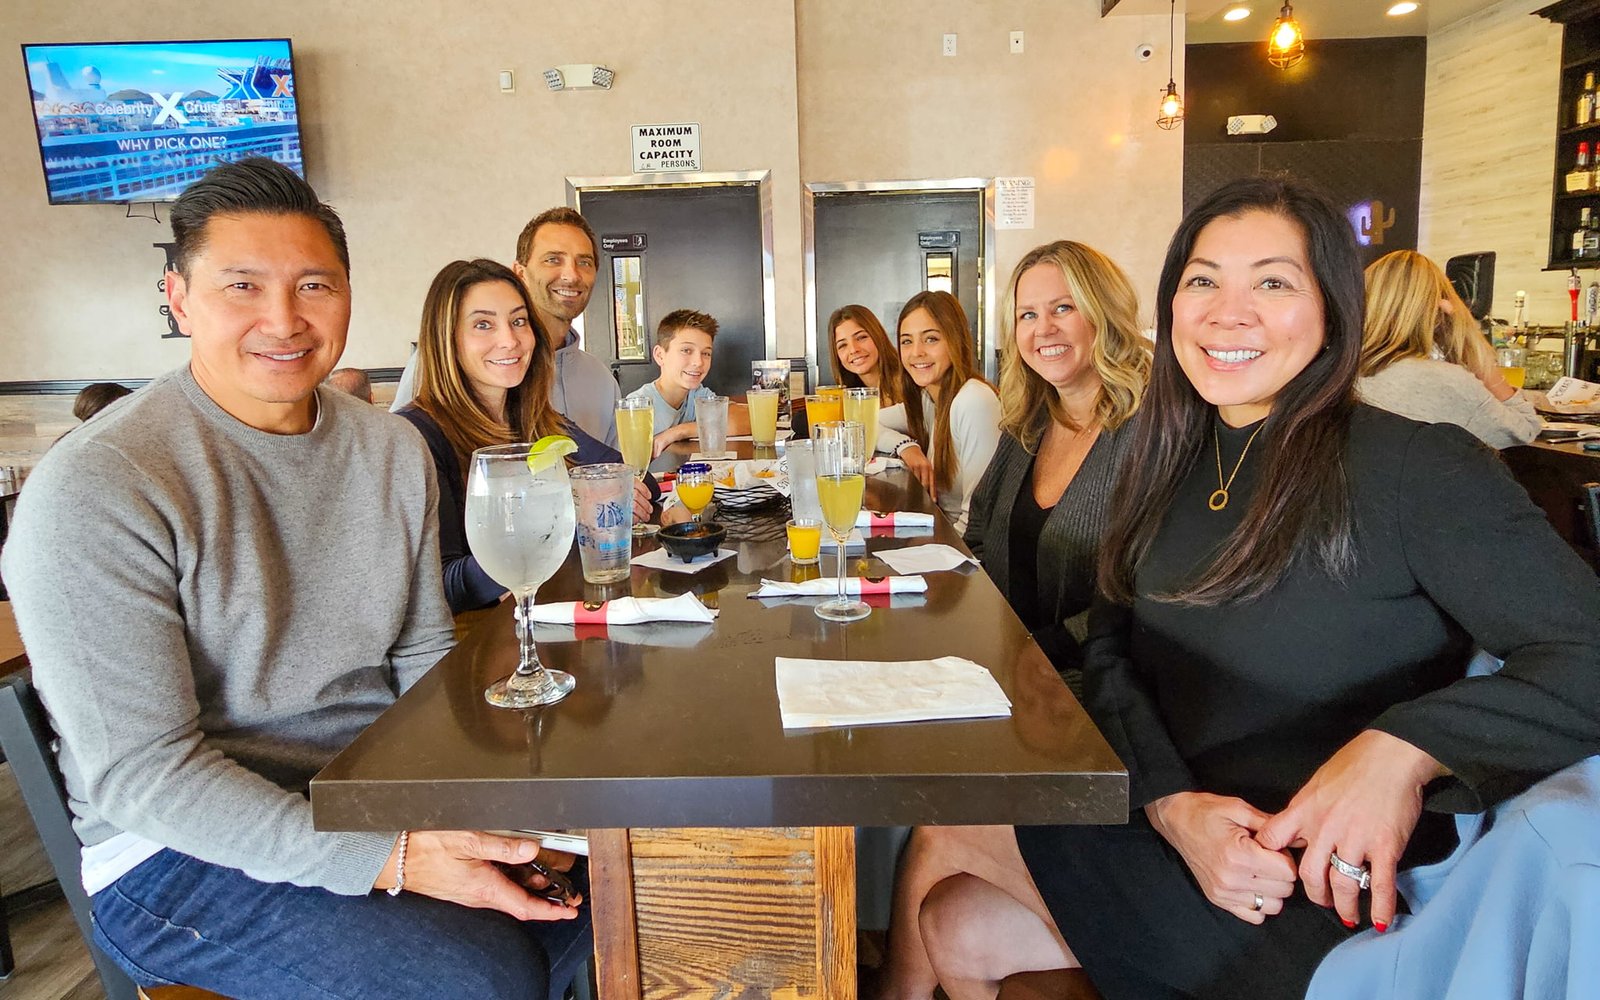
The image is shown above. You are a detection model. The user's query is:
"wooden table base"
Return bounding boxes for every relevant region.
[591,828,857,1000]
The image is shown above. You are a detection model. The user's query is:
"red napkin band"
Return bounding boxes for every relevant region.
[869,512,896,528]
[858,578,893,595]
[572,603,609,625]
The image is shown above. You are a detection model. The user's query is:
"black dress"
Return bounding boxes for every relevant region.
[1016,406,1600,1000]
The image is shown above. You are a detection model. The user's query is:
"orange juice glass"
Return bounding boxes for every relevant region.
[786,519,823,565]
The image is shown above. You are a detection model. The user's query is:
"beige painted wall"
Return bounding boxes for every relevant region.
[1420,0,1566,325]
[0,2,805,381]
[3,1,1191,384]
[798,0,1185,328]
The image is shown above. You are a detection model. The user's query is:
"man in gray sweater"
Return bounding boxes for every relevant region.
[1,158,589,999]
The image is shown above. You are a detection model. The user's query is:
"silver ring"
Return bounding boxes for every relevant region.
[1328,851,1372,890]
[1251,893,1264,911]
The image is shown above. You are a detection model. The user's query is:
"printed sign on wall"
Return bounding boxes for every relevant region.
[631,123,701,173]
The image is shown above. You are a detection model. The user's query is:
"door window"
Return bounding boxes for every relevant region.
[611,255,646,361]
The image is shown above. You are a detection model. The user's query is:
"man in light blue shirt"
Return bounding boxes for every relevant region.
[513,207,621,449]
[625,309,749,455]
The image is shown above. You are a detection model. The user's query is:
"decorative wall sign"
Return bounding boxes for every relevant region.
[996,177,1035,230]
[601,233,648,252]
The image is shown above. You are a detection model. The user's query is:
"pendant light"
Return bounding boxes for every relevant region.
[1156,0,1185,130]
[1267,2,1305,69]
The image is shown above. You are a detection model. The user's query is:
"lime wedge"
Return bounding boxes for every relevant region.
[526,435,578,474]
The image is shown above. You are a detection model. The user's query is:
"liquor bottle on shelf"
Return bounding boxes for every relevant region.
[1574,207,1597,260]
[1580,72,1597,125]
[1567,142,1595,193]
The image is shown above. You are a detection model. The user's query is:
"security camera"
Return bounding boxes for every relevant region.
[1135,43,1155,61]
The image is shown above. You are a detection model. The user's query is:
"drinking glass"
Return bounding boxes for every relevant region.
[785,439,824,522]
[675,463,715,523]
[697,394,729,455]
[1496,346,1527,391]
[806,393,843,426]
[787,518,823,565]
[812,420,869,623]
[466,443,578,708]
[570,463,634,584]
[616,396,657,536]
[843,386,881,458]
[748,388,781,447]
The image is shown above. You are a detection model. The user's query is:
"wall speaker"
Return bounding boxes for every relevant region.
[1445,251,1496,320]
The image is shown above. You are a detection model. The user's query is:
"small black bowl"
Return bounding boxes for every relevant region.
[656,521,727,563]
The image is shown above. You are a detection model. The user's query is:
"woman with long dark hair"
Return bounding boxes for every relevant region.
[915,177,1600,1000]
[398,259,650,614]
[828,304,903,405]
[877,291,1001,532]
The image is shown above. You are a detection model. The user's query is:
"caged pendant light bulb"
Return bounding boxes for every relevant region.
[1267,2,1305,68]
[1156,0,1185,130]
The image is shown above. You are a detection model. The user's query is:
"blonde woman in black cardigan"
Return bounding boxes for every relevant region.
[872,240,1151,1000]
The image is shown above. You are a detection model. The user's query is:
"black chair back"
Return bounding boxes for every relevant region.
[0,672,139,1000]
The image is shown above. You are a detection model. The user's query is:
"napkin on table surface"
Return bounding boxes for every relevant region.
[632,546,738,575]
[855,510,935,529]
[775,655,1012,729]
[690,451,739,462]
[874,543,977,575]
[751,575,927,598]
[520,592,717,625]
[865,456,906,475]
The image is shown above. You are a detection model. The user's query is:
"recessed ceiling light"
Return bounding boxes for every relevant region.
[1387,2,1419,15]
[1223,5,1252,20]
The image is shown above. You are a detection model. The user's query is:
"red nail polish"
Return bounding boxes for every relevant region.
[1374,920,1389,933]
[1341,918,1357,929]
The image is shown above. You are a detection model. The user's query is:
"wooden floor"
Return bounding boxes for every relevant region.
[0,761,104,1000]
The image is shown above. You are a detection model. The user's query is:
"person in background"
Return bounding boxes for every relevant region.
[829,304,903,406]
[397,259,652,615]
[327,367,373,403]
[916,176,1600,1000]
[513,207,622,448]
[71,382,132,422]
[877,291,1001,533]
[1358,249,1541,448]
[2,158,591,1000]
[390,208,623,451]
[626,309,750,456]
[873,241,1151,1000]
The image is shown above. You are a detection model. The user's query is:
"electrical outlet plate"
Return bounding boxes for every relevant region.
[943,33,957,57]
[1010,31,1024,54]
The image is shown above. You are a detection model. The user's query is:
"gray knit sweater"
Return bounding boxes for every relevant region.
[1356,357,1542,449]
[0,367,455,895]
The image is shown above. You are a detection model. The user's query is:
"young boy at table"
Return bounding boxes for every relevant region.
[625,309,749,456]
[1,158,591,1000]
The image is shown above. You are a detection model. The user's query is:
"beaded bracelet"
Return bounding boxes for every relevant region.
[386,830,409,897]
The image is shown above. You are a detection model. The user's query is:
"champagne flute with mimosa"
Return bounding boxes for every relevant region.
[675,464,715,523]
[813,421,869,623]
[616,396,657,536]
[843,386,880,459]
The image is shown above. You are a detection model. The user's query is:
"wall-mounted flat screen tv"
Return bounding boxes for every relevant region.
[20,38,302,205]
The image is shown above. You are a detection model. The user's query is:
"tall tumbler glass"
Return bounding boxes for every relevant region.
[697,393,729,455]
[843,386,880,458]
[466,443,578,708]
[570,463,635,584]
[785,439,824,522]
[747,388,781,447]
[812,421,869,623]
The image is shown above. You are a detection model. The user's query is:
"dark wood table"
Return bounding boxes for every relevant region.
[312,445,1126,1000]
[1504,439,1600,571]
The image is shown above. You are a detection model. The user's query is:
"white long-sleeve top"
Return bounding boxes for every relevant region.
[877,379,1002,533]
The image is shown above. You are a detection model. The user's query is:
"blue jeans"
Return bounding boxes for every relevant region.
[90,849,593,1000]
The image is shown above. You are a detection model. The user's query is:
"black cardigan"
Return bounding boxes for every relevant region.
[1087,405,1600,864]
[964,422,1132,672]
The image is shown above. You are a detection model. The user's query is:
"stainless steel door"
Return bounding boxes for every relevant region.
[577,184,766,398]
[812,190,984,385]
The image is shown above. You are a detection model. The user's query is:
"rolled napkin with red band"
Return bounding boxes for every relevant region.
[751,575,928,598]
[854,510,935,529]
[517,592,718,625]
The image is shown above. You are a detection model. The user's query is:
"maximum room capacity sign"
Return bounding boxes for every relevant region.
[632,123,701,173]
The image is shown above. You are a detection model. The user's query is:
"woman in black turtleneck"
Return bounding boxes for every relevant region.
[911,177,1600,1000]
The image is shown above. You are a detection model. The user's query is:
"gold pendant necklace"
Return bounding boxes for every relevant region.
[1209,424,1265,511]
